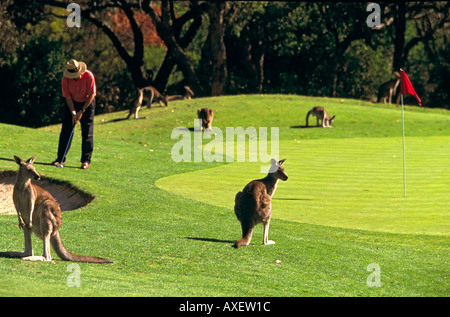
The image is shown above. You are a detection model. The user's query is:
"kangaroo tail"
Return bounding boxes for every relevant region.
[305,110,311,127]
[51,231,113,263]
[377,87,384,103]
[233,225,253,248]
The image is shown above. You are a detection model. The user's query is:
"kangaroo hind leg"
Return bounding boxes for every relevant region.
[233,221,254,248]
[263,220,275,245]
[23,213,53,262]
[22,231,51,262]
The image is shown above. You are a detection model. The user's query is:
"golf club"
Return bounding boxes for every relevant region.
[57,124,75,168]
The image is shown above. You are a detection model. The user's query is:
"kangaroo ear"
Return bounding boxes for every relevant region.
[14,155,24,166]
[278,158,286,166]
[26,155,36,164]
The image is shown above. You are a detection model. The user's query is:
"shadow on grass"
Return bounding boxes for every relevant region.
[290,125,320,129]
[185,237,234,244]
[273,197,313,201]
[0,157,79,169]
[0,252,23,259]
[102,117,131,124]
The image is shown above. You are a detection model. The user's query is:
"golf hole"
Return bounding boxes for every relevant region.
[0,171,94,215]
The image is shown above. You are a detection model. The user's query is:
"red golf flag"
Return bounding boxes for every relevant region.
[400,69,421,106]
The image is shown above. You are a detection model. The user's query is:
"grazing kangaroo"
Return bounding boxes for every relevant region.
[143,86,168,108]
[0,155,112,263]
[197,108,214,131]
[166,86,195,102]
[126,88,147,120]
[233,159,288,248]
[126,86,171,119]
[306,106,335,128]
[377,71,400,104]
[183,86,194,100]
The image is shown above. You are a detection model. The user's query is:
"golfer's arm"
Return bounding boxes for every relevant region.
[81,94,95,112]
[65,97,76,115]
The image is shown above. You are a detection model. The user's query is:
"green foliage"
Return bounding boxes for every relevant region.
[9,36,69,127]
[1,0,449,129]
[429,62,450,109]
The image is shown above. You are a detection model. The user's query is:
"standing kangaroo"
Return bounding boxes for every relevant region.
[306,106,335,128]
[233,159,288,248]
[377,71,401,104]
[0,155,112,263]
[126,88,147,120]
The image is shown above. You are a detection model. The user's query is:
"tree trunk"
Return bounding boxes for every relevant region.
[243,22,265,94]
[392,2,406,71]
[208,1,227,96]
[153,53,176,93]
[143,0,205,95]
[254,42,265,94]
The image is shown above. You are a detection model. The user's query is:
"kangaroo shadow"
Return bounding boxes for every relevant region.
[103,117,130,124]
[0,252,24,259]
[273,197,313,201]
[174,127,199,132]
[185,237,234,244]
[102,116,149,124]
[290,125,320,129]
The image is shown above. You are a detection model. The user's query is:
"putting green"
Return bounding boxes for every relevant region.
[156,136,449,236]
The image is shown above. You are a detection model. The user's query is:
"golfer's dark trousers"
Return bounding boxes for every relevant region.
[56,98,95,164]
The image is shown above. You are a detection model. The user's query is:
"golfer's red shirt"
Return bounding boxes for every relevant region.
[62,70,96,103]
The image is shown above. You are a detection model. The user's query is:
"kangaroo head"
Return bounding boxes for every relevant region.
[198,108,214,130]
[270,158,288,181]
[14,155,40,181]
[329,115,335,124]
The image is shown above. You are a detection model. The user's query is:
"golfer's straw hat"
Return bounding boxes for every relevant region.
[64,59,87,78]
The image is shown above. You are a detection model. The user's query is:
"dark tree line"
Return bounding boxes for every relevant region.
[1,1,449,127]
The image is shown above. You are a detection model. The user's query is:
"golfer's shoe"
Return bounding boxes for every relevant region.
[51,160,65,167]
[81,162,89,170]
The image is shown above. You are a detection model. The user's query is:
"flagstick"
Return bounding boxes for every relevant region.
[401,94,406,198]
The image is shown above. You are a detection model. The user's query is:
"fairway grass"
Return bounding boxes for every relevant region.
[0,94,448,297]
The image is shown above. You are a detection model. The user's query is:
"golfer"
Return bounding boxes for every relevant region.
[53,59,96,170]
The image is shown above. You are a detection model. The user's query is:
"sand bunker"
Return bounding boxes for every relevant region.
[0,171,94,215]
